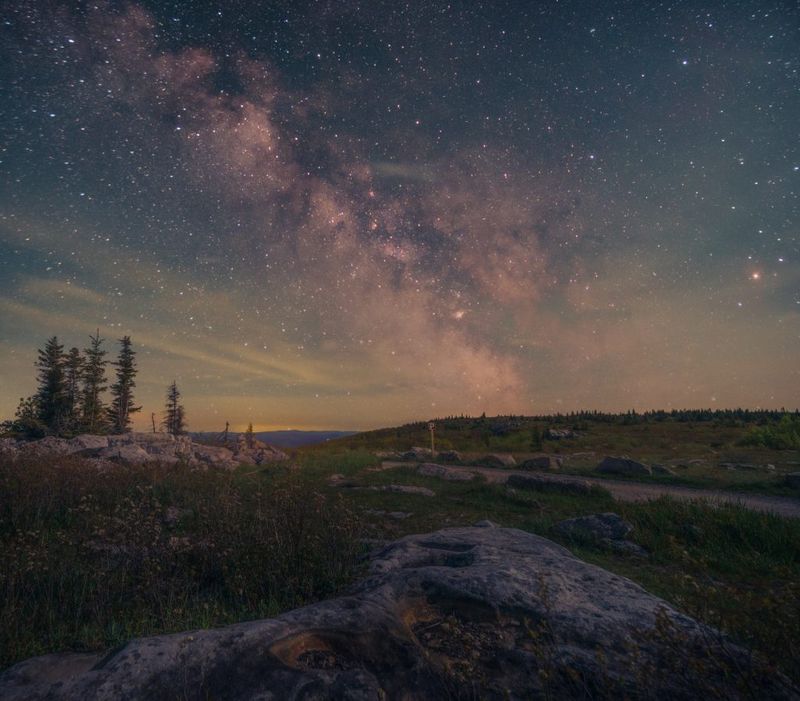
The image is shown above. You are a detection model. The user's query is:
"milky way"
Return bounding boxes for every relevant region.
[0,1,798,430]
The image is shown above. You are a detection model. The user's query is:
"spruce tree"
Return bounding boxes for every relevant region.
[81,330,108,434]
[63,347,84,433]
[35,336,68,434]
[162,381,186,435]
[11,396,45,438]
[107,336,141,433]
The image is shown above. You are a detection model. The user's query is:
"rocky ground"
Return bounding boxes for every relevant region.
[1,524,795,700]
[0,432,288,469]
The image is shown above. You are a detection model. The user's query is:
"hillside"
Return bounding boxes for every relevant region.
[191,430,357,449]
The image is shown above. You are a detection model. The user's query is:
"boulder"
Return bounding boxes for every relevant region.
[401,447,432,461]
[506,474,592,496]
[652,464,677,476]
[545,428,577,440]
[0,438,20,459]
[417,463,474,481]
[98,444,152,465]
[518,455,562,470]
[192,444,236,469]
[108,432,175,447]
[27,436,73,455]
[435,450,462,463]
[785,472,800,489]
[596,456,652,476]
[67,435,109,452]
[1,527,792,700]
[554,513,646,558]
[479,453,516,468]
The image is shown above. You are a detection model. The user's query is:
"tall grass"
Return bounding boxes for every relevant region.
[0,455,363,670]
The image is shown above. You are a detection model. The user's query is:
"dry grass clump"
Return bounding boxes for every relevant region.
[0,455,363,669]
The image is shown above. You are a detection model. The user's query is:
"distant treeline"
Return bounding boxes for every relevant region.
[411,408,800,428]
[2,332,187,439]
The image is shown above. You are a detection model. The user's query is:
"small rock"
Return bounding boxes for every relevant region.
[718,462,758,471]
[327,474,359,488]
[554,513,634,541]
[163,506,191,527]
[387,512,413,520]
[596,456,652,476]
[381,485,435,497]
[603,539,648,557]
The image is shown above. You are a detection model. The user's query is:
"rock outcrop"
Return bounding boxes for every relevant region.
[1,432,287,470]
[0,526,792,700]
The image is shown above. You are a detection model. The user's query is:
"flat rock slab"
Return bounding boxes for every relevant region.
[506,473,592,495]
[418,463,475,481]
[596,456,652,476]
[1,527,794,700]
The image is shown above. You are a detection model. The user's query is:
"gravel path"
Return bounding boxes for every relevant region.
[381,462,800,519]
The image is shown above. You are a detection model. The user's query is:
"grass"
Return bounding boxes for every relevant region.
[304,415,800,495]
[298,448,800,685]
[2,441,799,689]
[0,455,363,670]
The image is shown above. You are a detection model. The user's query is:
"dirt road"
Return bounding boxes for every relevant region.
[382,462,800,519]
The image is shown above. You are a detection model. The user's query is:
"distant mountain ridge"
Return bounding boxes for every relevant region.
[190,430,357,449]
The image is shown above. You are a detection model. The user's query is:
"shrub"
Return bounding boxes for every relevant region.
[739,414,800,450]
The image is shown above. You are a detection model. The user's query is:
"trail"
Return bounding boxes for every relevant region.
[381,462,800,519]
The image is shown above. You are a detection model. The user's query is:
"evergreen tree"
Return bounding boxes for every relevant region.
[81,330,108,434]
[245,421,254,448]
[162,381,186,435]
[107,336,141,433]
[63,347,84,433]
[7,396,45,438]
[35,336,68,433]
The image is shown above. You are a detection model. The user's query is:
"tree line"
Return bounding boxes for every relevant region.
[3,331,187,438]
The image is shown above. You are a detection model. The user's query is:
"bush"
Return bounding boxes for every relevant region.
[740,414,800,450]
[0,455,363,669]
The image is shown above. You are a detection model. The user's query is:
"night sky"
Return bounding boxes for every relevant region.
[0,1,798,431]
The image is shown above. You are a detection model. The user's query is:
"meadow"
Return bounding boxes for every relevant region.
[1,413,799,688]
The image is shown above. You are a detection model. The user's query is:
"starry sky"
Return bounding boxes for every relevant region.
[0,1,798,431]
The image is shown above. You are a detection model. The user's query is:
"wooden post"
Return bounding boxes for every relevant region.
[151,412,156,433]
[428,421,435,456]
